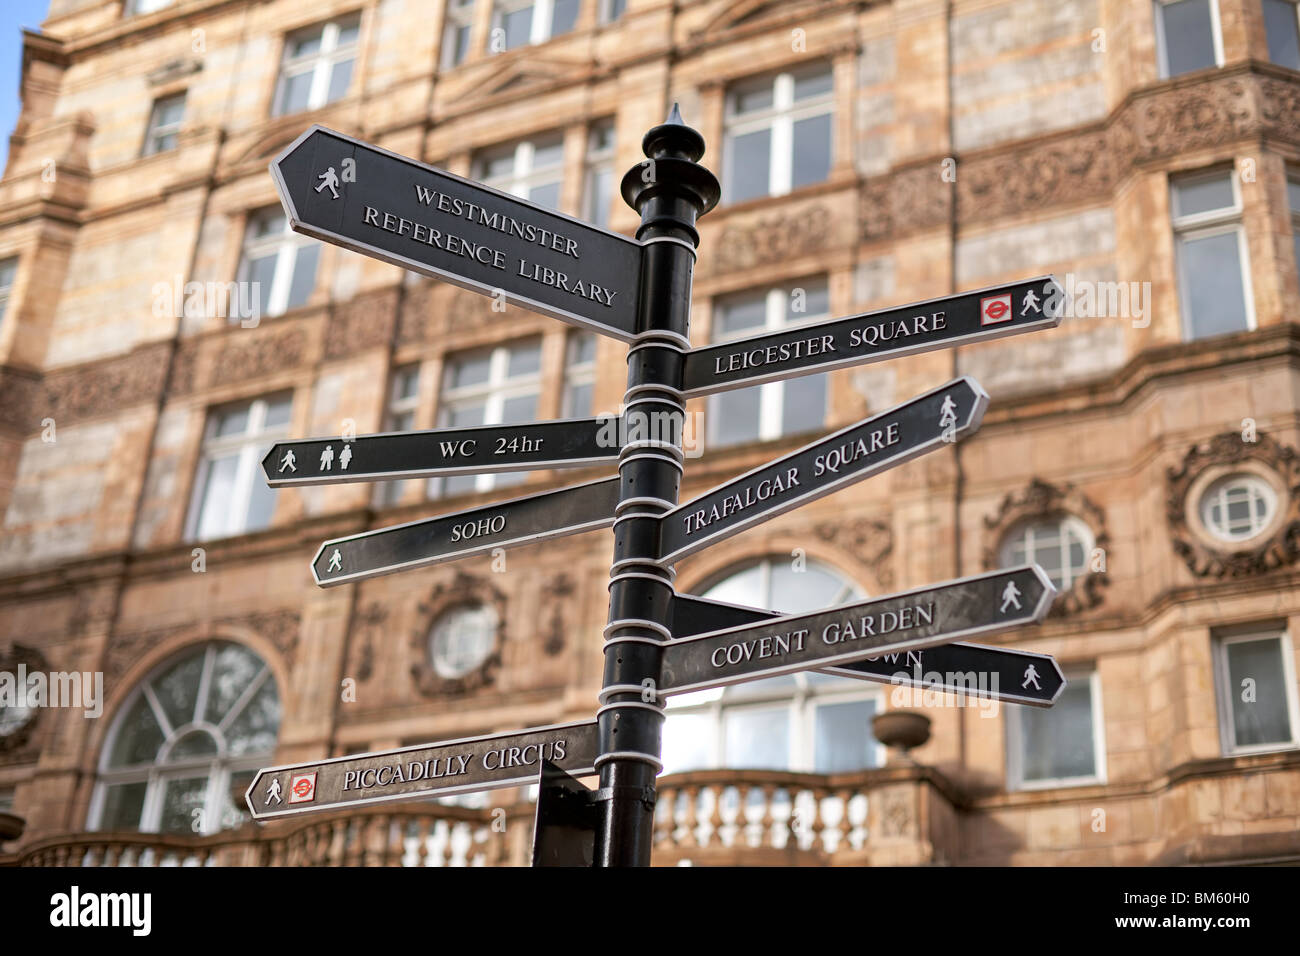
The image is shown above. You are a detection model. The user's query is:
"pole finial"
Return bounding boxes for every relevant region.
[665,102,684,126]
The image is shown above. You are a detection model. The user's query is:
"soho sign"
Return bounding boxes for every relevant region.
[450,514,508,542]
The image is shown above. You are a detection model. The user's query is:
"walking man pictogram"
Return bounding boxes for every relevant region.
[939,395,958,430]
[320,444,335,471]
[315,166,341,199]
[1022,664,1042,691]
[1021,288,1041,315]
[1000,580,1022,613]
[278,449,297,473]
[327,549,342,573]
[265,777,283,805]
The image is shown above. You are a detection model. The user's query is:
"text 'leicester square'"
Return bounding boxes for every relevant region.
[246,109,1068,866]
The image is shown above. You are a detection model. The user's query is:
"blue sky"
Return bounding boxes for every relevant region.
[0,1,52,175]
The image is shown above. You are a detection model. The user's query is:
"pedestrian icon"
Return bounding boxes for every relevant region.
[315,166,341,199]
[278,449,297,473]
[1021,288,1041,315]
[939,395,958,430]
[1022,664,1042,690]
[327,549,342,573]
[320,445,335,471]
[265,777,282,805]
[1000,580,1022,613]
[339,444,352,470]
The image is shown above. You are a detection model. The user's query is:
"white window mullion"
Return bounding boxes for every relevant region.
[532,0,553,43]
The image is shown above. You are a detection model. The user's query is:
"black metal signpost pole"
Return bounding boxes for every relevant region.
[594,108,719,867]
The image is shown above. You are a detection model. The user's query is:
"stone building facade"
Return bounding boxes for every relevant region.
[1,0,1299,865]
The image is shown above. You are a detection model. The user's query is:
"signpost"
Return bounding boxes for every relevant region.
[272,126,644,340]
[682,276,1063,396]
[311,476,619,586]
[245,721,599,821]
[658,567,1055,696]
[248,107,1070,867]
[671,593,1066,706]
[656,376,987,565]
[263,416,619,487]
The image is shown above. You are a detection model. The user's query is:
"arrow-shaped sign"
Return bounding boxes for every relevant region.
[670,592,1066,706]
[657,376,987,566]
[658,566,1055,696]
[245,721,598,820]
[312,476,619,586]
[271,126,644,340]
[682,276,1063,396]
[263,416,619,487]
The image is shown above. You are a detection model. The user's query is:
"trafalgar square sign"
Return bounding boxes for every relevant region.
[247,111,1068,866]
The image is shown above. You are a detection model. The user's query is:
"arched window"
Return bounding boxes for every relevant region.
[663,556,883,774]
[91,642,280,835]
[999,515,1094,591]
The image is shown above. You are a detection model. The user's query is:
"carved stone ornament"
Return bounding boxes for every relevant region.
[0,644,50,757]
[410,571,506,698]
[1166,432,1300,579]
[982,479,1109,616]
[710,203,833,275]
[541,573,576,657]
[813,517,894,590]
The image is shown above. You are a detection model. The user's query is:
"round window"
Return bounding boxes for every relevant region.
[1199,473,1276,543]
[999,515,1094,590]
[429,604,498,679]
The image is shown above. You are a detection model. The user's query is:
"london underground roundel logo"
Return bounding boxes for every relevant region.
[980,294,1012,325]
[289,771,318,804]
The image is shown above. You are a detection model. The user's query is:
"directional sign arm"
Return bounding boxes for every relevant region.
[245,721,599,820]
[262,416,618,487]
[272,126,644,340]
[659,566,1056,696]
[312,476,620,586]
[682,276,1063,396]
[657,376,988,565]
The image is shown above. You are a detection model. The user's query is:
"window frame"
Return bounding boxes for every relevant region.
[998,514,1096,591]
[582,119,617,228]
[429,338,544,497]
[272,14,362,117]
[1214,626,1300,755]
[126,0,175,15]
[1288,167,1300,280]
[473,133,566,209]
[707,278,831,447]
[236,206,320,319]
[0,256,18,330]
[722,64,835,203]
[1006,666,1107,791]
[141,92,186,157]
[88,643,279,836]
[1263,0,1300,70]
[489,0,577,51]
[185,392,293,541]
[1169,168,1255,340]
[441,0,477,68]
[562,331,598,418]
[374,363,423,508]
[1198,473,1277,542]
[429,603,499,679]
[1153,0,1224,79]
[598,0,627,25]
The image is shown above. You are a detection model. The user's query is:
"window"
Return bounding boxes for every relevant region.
[662,557,881,775]
[1170,169,1252,340]
[1199,473,1277,542]
[238,206,320,318]
[0,257,16,329]
[127,0,174,14]
[1000,516,1094,591]
[723,64,833,203]
[1214,627,1299,753]
[430,339,542,498]
[142,93,185,156]
[1265,0,1300,70]
[429,605,498,678]
[442,0,476,68]
[599,0,627,23]
[709,278,830,448]
[1154,0,1222,78]
[1007,667,1104,789]
[188,393,292,540]
[375,364,421,508]
[562,332,597,417]
[490,0,579,52]
[91,643,280,835]
[273,15,360,116]
[583,120,616,228]
[0,788,13,812]
[1289,169,1300,279]
[473,133,565,211]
